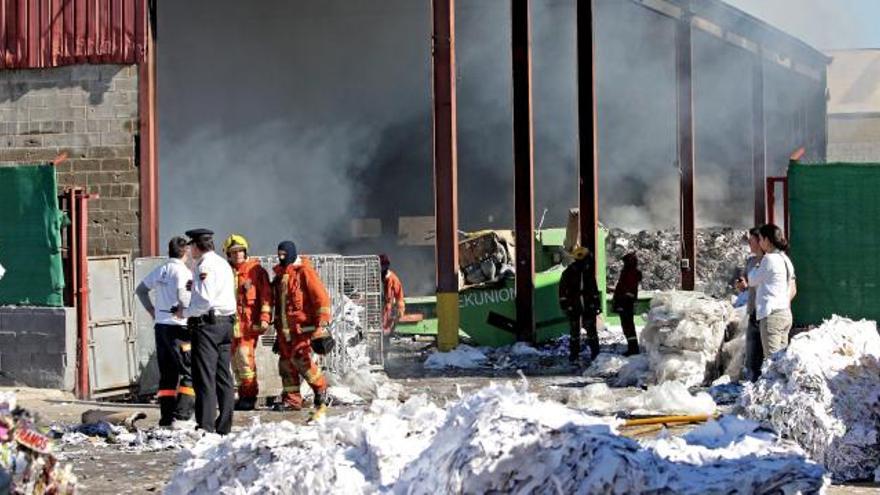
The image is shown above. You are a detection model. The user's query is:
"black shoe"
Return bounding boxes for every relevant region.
[314,390,329,408]
[235,397,257,411]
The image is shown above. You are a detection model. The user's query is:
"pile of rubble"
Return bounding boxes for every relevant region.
[0,393,77,494]
[165,382,826,494]
[738,316,880,482]
[605,228,749,298]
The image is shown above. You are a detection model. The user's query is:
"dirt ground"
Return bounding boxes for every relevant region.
[6,339,880,494]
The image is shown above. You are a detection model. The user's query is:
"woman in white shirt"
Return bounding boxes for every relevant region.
[749,224,796,359]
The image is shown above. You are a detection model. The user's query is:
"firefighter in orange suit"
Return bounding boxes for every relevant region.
[272,240,334,419]
[380,254,405,333]
[223,234,272,411]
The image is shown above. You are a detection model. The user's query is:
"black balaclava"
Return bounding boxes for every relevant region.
[277,241,298,267]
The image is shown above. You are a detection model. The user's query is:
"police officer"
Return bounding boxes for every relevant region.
[183,228,237,434]
[134,236,195,427]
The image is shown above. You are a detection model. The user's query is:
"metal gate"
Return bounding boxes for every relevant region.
[87,255,138,397]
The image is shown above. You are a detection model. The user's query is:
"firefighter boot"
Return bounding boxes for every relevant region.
[158,396,176,427]
[235,397,257,411]
[568,317,581,363]
[623,326,640,356]
[309,390,329,423]
[175,393,196,421]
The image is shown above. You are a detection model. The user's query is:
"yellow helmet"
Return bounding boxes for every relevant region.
[223,234,249,254]
[571,246,590,261]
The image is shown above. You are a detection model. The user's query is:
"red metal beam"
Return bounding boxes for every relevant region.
[512,0,535,342]
[577,0,599,272]
[677,14,696,291]
[431,0,460,351]
[752,52,766,226]
[74,189,92,399]
[138,1,158,256]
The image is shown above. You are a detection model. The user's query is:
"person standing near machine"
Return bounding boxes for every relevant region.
[559,247,602,362]
[612,252,642,356]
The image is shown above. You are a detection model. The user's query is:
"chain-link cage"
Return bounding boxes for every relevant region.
[255,254,383,374]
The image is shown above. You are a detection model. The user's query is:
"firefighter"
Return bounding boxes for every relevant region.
[183,228,237,435]
[223,234,272,411]
[613,252,642,356]
[559,247,602,362]
[272,241,335,420]
[134,236,195,427]
[380,254,405,333]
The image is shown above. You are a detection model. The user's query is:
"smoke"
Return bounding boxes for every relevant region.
[158,0,826,295]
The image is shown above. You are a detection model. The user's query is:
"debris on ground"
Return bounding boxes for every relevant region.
[166,383,826,494]
[641,291,735,387]
[0,392,77,494]
[568,381,716,416]
[423,344,488,369]
[53,420,202,453]
[606,228,748,298]
[738,315,880,482]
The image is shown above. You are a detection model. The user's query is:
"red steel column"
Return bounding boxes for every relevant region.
[511,0,535,342]
[753,52,766,226]
[432,0,460,351]
[577,0,599,272]
[676,13,696,291]
[138,1,158,256]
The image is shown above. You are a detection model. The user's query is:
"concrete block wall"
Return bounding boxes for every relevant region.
[0,306,76,390]
[0,64,141,257]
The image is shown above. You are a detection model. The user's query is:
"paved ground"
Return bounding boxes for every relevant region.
[5,339,880,493]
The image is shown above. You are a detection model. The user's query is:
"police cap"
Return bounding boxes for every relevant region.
[185,228,214,244]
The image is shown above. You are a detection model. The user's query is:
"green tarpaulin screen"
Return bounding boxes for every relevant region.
[0,164,66,306]
[789,163,880,326]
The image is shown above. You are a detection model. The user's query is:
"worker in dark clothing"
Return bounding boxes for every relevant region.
[613,252,642,356]
[559,247,602,362]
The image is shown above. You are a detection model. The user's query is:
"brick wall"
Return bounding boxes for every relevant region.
[0,64,141,256]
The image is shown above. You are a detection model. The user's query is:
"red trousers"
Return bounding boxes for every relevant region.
[232,330,260,399]
[277,332,327,409]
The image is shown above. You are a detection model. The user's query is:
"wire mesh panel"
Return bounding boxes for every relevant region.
[338,255,384,369]
[256,254,383,374]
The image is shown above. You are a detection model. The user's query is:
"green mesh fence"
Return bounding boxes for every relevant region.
[0,164,66,306]
[789,163,880,326]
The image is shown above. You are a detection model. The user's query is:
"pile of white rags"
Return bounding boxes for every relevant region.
[166,383,825,494]
[738,315,880,481]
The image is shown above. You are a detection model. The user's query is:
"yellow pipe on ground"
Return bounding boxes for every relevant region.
[622,414,712,427]
[437,291,460,351]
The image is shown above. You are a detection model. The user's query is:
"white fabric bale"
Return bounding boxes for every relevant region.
[738,315,880,481]
[641,291,734,387]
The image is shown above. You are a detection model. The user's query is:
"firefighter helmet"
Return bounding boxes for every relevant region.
[223,234,249,254]
[571,246,590,261]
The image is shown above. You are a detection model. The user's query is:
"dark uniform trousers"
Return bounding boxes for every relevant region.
[155,324,195,425]
[190,316,235,435]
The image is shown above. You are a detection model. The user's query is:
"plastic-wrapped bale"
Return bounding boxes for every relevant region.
[720,306,749,382]
[737,316,880,482]
[641,291,734,387]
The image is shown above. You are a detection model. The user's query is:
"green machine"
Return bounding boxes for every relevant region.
[398,228,608,347]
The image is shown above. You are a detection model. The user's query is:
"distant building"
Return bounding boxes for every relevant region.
[826,49,880,162]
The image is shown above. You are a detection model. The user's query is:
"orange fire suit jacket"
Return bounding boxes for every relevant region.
[272,257,332,337]
[233,258,272,337]
[384,270,405,325]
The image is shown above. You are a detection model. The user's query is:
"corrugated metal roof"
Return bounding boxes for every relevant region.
[0,0,147,70]
[827,49,880,115]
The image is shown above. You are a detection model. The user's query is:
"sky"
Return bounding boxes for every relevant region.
[725,0,880,50]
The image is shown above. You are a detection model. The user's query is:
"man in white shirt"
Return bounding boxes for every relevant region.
[183,228,237,435]
[134,237,195,426]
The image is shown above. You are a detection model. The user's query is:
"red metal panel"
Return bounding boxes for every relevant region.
[0,0,144,69]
